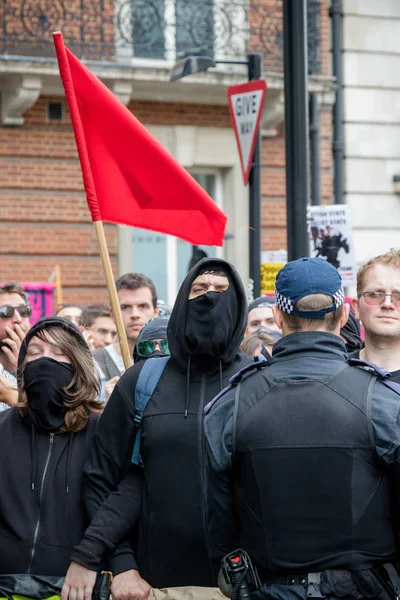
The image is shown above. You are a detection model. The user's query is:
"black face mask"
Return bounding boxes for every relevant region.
[185,289,238,360]
[24,357,75,432]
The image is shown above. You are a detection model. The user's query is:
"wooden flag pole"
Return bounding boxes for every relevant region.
[94,221,132,370]
[54,264,63,309]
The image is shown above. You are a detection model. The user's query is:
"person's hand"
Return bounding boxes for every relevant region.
[81,329,95,350]
[1,323,28,372]
[111,569,151,600]
[0,372,18,406]
[105,376,120,401]
[61,561,97,600]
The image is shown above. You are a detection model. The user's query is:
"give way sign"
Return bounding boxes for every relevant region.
[227,80,267,185]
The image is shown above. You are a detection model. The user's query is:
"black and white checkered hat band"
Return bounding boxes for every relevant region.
[275,290,294,314]
[275,287,345,314]
[333,287,345,308]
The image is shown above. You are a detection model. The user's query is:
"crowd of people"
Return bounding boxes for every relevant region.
[0,248,400,600]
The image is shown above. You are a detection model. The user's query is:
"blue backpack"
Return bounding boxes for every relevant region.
[131,356,170,465]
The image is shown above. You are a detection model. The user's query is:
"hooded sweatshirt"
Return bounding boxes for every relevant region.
[0,317,100,576]
[79,258,251,587]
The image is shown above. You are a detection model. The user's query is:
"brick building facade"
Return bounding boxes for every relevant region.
[0,0,334,307]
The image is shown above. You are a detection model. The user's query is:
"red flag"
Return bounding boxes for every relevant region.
[53,33,227,246]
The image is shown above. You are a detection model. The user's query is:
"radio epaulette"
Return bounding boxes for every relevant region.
[348,357,400,395]
[204,356,269,416]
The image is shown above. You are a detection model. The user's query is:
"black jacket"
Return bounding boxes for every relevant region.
[0,408,99,575]
[205,332,400,573]
[76,258,251,587]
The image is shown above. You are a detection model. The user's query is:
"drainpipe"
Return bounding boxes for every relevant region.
[330,0,344,204]
[309,92,320,206]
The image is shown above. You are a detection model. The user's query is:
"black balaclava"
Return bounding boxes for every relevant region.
[341,309,363,353]
[185,280,239,362]
[24,357,75,432]
[18,316,90,432]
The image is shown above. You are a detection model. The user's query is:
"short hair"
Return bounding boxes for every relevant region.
[198,269,228,279]
[357,249,400,295]
[55,303,83,315]
[240,332,276,357]
[0,282,27,302]
[115,273,157,308]
[18,326,102,432]
[281,294,343,332]
[79,306,111,328]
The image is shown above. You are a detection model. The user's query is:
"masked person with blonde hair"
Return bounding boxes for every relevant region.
[0,316,102,576]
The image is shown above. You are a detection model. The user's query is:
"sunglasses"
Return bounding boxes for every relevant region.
[137,339,170,358]
[0,304,32,319]
[359,291,400,308]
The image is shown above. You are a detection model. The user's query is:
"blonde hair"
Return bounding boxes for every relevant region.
[240,332,276,357]
[18,326,102,432]
[357,249,400,295]
[282,294,343,332]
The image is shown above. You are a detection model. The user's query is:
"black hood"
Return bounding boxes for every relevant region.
[18,316,89,385]
[167,257,247,372]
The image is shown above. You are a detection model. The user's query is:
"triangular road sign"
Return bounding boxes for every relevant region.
[227,80,267,185]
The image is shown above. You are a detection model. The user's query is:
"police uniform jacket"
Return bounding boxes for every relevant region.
[204,331,400,573]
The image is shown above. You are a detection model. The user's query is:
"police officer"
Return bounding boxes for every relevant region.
[204,257,400,600]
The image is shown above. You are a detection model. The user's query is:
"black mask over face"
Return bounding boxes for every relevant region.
[185,289,238,361]
[24,357,75,432]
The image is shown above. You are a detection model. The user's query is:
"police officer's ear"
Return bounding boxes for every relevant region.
[339,303,350,329]
[272,305,284,331]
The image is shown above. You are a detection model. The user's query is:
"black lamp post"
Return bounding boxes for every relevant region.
[170,53,263,299]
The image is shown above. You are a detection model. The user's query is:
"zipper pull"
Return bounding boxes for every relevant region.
[49,433,54,444]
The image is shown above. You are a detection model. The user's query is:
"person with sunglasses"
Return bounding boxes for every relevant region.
[0,282,31,376]
[351,249,400,382]
[133,317,170,363]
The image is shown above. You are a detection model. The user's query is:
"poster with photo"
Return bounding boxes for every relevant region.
[308,205,357,286]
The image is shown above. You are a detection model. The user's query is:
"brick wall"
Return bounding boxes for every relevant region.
[261,0,333,252]
[0,0,333,306]
[0,96,234,308]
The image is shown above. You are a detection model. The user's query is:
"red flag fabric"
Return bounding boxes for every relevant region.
[53,33,227,246]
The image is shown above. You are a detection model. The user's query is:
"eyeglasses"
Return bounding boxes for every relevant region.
[0,304,32,319]
[137,339,170,357]
[359,291,400,307]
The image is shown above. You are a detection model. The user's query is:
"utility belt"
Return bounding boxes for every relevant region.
[258,564,400,600]
[219,551,400,600]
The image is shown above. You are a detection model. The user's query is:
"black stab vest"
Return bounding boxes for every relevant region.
[233,364,398,572]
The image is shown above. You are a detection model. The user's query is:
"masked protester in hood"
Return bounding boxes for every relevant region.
[65,258,251,600]
[0,317,103,577]
[132,317,170,363]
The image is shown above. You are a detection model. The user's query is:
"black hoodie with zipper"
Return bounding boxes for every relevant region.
[0,317,100,576]
[78,258,251,588]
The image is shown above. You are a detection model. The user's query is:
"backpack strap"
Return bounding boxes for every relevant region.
[348,358,400,395]
[131,356,170,465]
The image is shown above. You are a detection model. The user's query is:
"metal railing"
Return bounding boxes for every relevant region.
[0,0,321,74]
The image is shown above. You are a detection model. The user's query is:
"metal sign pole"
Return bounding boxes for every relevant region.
[283,0,310,260]
[247,53,263,300]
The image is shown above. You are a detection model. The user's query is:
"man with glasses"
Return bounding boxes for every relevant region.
[0,282,31,376]
[0,282,31,411]
[352,249,400,382]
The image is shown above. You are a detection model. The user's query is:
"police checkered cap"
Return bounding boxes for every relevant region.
[274,257,344,319]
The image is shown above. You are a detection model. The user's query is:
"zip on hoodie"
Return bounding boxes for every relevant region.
[27,432,54,574]
[197,375,209,545]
